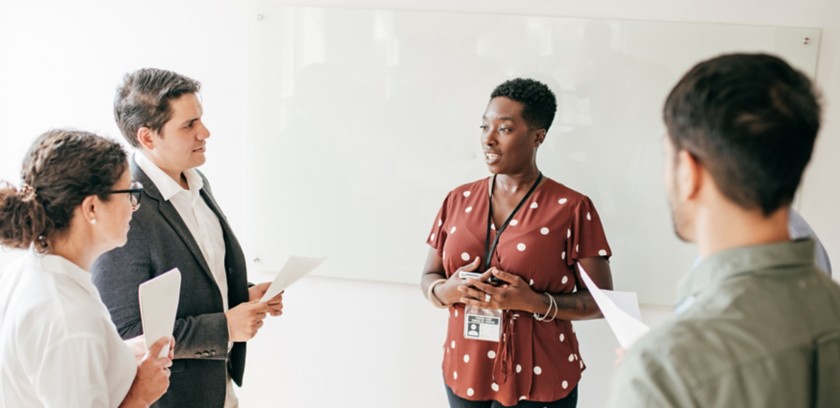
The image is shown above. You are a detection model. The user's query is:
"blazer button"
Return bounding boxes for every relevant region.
[210,350,217,356]
[195,352,202,357]
[202,351,211,358]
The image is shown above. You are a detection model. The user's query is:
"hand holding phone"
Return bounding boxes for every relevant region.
[459,271,503,286]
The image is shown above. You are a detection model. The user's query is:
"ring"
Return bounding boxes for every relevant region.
[484,293,491,302]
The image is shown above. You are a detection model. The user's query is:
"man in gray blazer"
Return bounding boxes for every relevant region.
[92,68,283,408]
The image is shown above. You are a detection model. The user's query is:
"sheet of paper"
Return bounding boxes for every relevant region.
[139,268,181,358]
[578,264,650,348]
[260,256,327,302]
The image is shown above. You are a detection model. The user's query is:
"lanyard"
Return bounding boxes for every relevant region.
[483,172,543,271]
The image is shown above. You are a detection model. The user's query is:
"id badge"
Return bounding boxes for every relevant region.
[464,306,502,342]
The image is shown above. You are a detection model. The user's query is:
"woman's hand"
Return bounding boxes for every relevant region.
[434,256,482,306]
[124,335,146,363]
[120,337,173,408]
[459,268,543,313]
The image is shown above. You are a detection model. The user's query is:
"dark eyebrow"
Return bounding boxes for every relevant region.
[481,115,515,122]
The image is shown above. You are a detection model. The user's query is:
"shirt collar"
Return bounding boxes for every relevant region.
[32,252,99,298]
[134,151,204,201]
[677,239,817,303]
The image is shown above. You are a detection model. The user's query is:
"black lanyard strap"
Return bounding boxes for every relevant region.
[483,172,543,271]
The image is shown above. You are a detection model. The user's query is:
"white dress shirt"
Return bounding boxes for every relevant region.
[0,252,136,407]
[135,153,238,407]
[135,153,229,310]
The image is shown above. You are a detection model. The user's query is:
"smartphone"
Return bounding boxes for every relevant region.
[458,271,482,279]
[459,271,504,286]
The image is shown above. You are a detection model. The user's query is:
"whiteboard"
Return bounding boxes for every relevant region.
[245,5,820,305]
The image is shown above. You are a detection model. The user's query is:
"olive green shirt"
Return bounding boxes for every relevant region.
[609,239,840,408]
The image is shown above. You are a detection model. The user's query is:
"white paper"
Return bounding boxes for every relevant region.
[578,264,650,348]
[138,268,181,358]
[260,256,327,302]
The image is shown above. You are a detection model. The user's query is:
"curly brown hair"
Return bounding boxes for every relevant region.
[0,129,127,252]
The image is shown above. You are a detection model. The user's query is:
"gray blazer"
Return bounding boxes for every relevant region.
[92,158,249,408]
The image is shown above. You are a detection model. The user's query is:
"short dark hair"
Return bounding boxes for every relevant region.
[663,53,820,215]
[114,68,201,147]
[490,78,557,131]
[0,129,127,252]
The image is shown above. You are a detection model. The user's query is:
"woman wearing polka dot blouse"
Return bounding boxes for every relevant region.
[421,78,615,408]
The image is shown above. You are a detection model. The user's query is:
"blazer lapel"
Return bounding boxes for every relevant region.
[130,158,216,284]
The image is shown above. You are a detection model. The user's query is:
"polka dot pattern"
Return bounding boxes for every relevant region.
[427,178,611,406]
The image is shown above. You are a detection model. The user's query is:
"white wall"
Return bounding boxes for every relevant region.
[1,0,838,407]
[800,0,840,285]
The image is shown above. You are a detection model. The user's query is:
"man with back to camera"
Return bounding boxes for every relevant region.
[609,54,840,407]
[92,68,284,408]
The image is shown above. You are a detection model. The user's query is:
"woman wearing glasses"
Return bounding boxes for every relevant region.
[421,79,615,407]
[0,129,172,407]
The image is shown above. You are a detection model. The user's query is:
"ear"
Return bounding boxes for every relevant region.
[79,195,99,225]
[533,129,547,147]
[136,127,157,151]
[675,150,703,202]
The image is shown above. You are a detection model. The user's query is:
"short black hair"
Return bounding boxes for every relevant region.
[114,68,201,148]
[664,53,820,215]
[490,78,557,131]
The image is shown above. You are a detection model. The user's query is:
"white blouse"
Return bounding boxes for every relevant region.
[0,252,136,407]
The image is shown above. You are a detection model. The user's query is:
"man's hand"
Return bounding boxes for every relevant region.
[225,300,270,342]
[249,282,284,316]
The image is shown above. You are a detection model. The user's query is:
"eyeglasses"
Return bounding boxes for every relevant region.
[104,181,144,211]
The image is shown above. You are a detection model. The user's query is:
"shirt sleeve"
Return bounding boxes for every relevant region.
[567,195,612,265]
[607,343,697,408]
[426,192,454,255]
[35,335,123,408]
